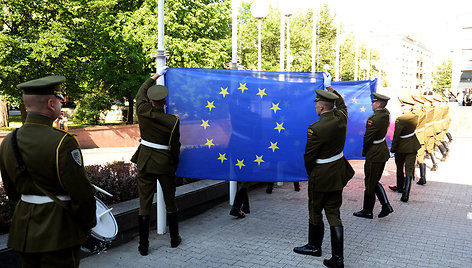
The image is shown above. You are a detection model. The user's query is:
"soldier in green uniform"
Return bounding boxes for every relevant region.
[130,66,182,256]
[353,92,393,219]
[420,96,439,171]
[390,96,421,202]
[293,73,354,268]
[432,96,448,161]
[0,75,97,267]
[411,95,427,185]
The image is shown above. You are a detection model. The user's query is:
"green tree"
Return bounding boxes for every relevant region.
[433,58,452,93]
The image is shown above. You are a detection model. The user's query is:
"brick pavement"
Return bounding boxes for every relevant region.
[81,138,472,268]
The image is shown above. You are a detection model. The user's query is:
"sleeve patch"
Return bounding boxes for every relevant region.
[71,149,83,166]
[307,129,314,137]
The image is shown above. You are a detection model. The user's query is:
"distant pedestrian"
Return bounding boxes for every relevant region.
[54,111,68,131]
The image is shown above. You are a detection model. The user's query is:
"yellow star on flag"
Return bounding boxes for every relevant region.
[200,120,210,130]
[268,141,279,152]
[219,87,229,98]
[274,122,285,133]
[206,101,215,111]
[235,159,245,169]
[270,102,281,114]
[238,83,248,93]
[205,138,215,149]
[217,153,227,163]
[352,97,358,103]
[360,106,366,112]
[254,155,264,165]
[256,88,267,99]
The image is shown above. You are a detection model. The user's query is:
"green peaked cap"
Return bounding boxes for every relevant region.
[314,89,339,102]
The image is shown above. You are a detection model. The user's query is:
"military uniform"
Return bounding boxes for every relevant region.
[0,76,96,267]
[131,70,182,255]
[353,92,393,219]
[422,96,439,171]
[294,87,354,268]
[412,96,427,185]
[390,96,421,202]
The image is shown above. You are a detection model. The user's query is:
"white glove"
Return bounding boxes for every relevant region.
[157,66,170,76]
[323,72,332,89]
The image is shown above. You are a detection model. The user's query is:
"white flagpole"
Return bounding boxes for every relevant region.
[156,0,167,235]
[229,0,239,205]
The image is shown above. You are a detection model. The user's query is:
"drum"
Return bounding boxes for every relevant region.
[81,197,118,253]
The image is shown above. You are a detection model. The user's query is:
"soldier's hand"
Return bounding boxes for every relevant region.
[323,72,332,89]
[157,66,170,76]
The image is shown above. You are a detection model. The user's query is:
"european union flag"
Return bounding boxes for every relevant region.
[166,68,379,182]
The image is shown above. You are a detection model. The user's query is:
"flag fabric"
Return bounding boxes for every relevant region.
[165,68,384,182]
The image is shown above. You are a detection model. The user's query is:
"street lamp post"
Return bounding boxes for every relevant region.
[251,0,269,71]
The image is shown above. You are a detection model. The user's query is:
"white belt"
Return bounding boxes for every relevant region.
[425,122,433,126]
[21,194,71,204]
[140,139,170,150]
[373,137,385,144]
[415,127,424,133]
[400,133,415,138]
[316,152,343,164]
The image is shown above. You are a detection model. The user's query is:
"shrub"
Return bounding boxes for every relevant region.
[0,182,16,235]
[86,161,139,205]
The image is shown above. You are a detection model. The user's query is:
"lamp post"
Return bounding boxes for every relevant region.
[251,0,269,71]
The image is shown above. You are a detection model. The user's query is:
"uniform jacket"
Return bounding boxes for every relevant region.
[424,106,434,137]
[304,90,355,192]
[432,105,443,134]
[0,113,96,253]
[391,112,421,153]
[362,108,390,162]
[413,109,425,144]
[131,78,181,174]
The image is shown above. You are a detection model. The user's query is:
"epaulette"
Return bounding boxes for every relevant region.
[53,127,77,137]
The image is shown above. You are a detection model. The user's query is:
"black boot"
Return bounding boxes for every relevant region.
[138,215,150,256]
[241,188,250,214]
[266,182,274,194]
[437,144,448,161]
[389,168,405,193]
[294,182,300,192]
[417,163,426,185]
[293,222,324,256]
[353,191,375,219]
[442,141,449,152]
[401,176,412,202]
[167,212,182,248]
[375,184,393,218]
[230,186,246,218]
[446,132,453,142]
[323,226,344,268]
[429,152,438,171]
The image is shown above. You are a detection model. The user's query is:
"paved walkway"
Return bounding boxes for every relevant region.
[81,138,472,268]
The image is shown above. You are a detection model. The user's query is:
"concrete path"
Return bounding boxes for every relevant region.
[80,137,472,268]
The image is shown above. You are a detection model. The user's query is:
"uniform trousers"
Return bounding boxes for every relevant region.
[138,171,177,215]
[363,160,386,195]
[308,188,343,226]
[394,153,416,177]
[425,135,434,153]
[416,144,426,163]
[18,246,80,268]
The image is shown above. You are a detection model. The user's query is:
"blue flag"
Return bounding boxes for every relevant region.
[165,68,380,182]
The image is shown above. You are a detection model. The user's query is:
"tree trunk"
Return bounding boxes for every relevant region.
[0,97,9,127]
[127,93,134,124]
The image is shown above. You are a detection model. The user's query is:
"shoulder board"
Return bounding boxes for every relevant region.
[169,113,179,119]
[367,119,373,125]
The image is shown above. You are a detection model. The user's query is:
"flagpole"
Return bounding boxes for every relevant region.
[229,0,239,205]
[156,0,167,235]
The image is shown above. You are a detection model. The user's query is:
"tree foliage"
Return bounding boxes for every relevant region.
[433,58,452,93]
